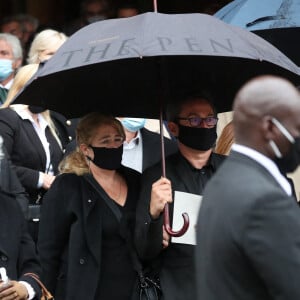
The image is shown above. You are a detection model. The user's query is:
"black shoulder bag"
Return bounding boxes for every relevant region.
[83,174,161,300]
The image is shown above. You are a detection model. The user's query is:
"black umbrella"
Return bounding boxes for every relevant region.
[14,12,300,117]
[214,0,300,65]
[14,12,300,236]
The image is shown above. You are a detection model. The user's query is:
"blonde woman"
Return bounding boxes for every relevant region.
[0,63,66,242]
[27,29,67,64]
[38,113,141,300]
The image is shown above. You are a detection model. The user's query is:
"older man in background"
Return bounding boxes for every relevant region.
[0,33,22,104]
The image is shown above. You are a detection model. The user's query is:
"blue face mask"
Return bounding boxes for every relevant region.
[121,118,146,132]
[0,59,13,82]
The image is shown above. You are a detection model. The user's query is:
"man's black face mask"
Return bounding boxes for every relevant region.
[177,124,217,151]
[269,118,300,173]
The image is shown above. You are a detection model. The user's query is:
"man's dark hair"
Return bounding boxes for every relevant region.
[166,91,216,121]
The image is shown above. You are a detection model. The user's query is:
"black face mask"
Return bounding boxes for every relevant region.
[270,118,300,174]
[87,144,123,170]
[275,137,300,174]
[28,105,46,114]
[177,124,217,151]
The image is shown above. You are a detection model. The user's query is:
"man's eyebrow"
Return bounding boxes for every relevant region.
[186,113,215,117]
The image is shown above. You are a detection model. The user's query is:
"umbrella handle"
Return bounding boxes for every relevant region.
[163,203,189,237]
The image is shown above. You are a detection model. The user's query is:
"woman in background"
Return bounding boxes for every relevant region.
[0,63,65,242]
[27,29,67,64]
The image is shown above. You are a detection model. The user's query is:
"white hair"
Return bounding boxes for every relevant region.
[0,33,23,61]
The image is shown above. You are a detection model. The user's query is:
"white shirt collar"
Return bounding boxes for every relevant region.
[123,130,141,150]
[12,104,48,130]
[231,143,292,196]
[0,78,13,89]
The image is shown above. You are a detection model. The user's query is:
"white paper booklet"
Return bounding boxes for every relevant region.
[171,191,202,245]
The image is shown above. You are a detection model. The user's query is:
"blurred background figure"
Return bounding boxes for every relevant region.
[0,14,39,65]
[15,14,39,46]
[116,2,139,18]
[27,29,67,64]
[0,33,23,104]
[0,15,24,43]
[15,14,39,62]
[63,0,114,36]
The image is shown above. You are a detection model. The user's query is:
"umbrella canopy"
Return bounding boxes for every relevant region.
[14,12,300,118]
[214,0,300,65]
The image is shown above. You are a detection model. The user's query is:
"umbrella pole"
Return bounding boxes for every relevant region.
[153,0,158,13]
[160,108,189,237]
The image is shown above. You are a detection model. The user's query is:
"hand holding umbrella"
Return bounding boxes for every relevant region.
[149,177,189,237]
[150,177,172,220]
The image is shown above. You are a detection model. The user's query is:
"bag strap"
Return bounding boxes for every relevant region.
[83,174,122,222]
[24,272,53,299]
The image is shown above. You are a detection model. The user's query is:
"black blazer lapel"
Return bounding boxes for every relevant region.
[141,128,159,171]
[81,182,102,265]
[22,120,47,168]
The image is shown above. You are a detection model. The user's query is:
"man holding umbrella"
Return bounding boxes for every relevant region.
[135,92,226,300]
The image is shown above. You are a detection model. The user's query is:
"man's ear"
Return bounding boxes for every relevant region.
[263,115,277,141]
[168,121,179,137]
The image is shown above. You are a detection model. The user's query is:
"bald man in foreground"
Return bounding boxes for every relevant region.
[196,75,300,300]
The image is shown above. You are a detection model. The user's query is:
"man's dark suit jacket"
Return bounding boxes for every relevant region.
[196,150,300,300]
[0,188,41,298]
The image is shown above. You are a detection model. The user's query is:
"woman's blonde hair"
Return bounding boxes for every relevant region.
[1,63,62,149]
[27,29,67,64]
[215,121,234,155]
[59,112,125,175]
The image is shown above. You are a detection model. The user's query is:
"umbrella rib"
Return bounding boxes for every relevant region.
[246,15,285,28]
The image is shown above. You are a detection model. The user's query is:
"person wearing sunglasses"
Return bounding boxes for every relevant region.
[135,93,227,300]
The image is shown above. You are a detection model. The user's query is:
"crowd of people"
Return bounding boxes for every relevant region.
[1,1,300,300]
